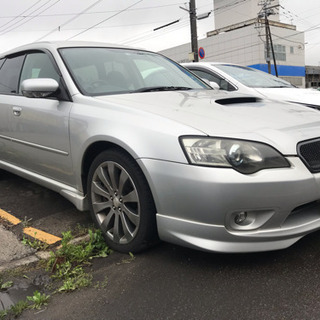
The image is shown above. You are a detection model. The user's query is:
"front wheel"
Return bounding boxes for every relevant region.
[87,149,158,253]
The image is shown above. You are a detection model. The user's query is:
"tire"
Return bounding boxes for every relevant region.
[87,149,158,253]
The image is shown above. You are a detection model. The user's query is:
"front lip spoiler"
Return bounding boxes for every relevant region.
[156,213,320,253]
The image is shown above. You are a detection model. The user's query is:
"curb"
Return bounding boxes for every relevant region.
[0,207,91,273]
[0,234,91,274]
[0,209,62,245]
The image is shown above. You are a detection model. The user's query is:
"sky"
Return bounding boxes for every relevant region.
[0,0,319,65]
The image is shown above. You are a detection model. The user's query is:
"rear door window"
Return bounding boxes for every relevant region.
[0,55,25,94]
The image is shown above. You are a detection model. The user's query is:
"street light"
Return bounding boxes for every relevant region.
[197,12,212,20]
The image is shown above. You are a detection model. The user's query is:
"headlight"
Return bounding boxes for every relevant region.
[180,137,290,174]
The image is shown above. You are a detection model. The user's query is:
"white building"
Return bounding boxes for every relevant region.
[160,0,306,87]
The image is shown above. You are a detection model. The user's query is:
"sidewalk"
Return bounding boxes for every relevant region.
[0,225,35,266]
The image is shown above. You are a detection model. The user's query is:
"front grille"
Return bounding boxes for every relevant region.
[298,138,320,173]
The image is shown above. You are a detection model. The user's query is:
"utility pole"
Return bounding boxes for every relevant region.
[265,17,278,77]
[265,15,271,74]
[157,0,211,62]
[258,0,279,76]
[189,0,199,62]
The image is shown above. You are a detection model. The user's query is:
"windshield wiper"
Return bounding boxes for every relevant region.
[132,86,193,93]
[267,85,292,88]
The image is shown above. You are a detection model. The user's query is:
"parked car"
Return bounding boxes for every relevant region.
[2,42,320,254]
[182,62,320,110]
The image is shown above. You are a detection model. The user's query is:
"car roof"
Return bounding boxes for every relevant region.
[0,41,142,58]
[182,62,244,68]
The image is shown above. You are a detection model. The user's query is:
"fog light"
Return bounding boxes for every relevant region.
[234,211,247,225]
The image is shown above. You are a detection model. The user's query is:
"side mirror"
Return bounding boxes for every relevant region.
[209,81,220,90]
[201,78,220,90]
[21,78,59,98]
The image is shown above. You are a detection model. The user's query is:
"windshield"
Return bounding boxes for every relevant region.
[59,47,208,96]
[214,64,294,88]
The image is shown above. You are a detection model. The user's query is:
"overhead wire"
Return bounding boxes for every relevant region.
[0,0,43,30]
[0,0,61,36]
[121,20,190,46]
[0,0,317,61]
[0,2,185,19]
[36,0,104,41]
[67,0,144,40]
[119,5,191,47]
[120,0,213,47]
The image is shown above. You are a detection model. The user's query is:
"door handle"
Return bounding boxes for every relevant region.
[12,106,22,116]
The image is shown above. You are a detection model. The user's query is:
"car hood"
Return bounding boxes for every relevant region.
[94,90,320,154]
[253,87,320,108]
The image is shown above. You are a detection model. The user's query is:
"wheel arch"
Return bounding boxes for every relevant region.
[81,141,156,206]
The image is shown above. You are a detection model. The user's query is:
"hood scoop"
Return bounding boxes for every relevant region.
[215,97,262,105]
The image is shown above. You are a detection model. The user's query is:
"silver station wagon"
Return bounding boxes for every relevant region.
[1,41,320,253]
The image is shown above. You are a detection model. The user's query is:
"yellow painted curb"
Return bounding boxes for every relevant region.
[0,207,62,245]
[0,208,22,225]
[24,227,61,245]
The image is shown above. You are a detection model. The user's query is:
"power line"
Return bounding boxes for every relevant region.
[121,20,190,46]
[0,0,43,30]
[67,0,144,40]
[0,0,61,36]
[36,0,104,41]
[0,2,185,19]
[270,32,305,47]
[214,0,249,15]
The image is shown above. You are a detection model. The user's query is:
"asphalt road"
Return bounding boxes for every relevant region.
[0,170,92,237]
[2,171,320,319]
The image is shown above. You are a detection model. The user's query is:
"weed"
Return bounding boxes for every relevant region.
[27,290,50,310]
[121,252,135,264]
[73,223,94,237]
[47,229,110,292]
[22,233,48,251]
[21,216,32,228]
[0,280,13,291]
[0,299,31,319]
[58,272,92,292]
[10,300,29,317]
[0,310,8,320]
[0,228,111,319]
[94,275,109,289]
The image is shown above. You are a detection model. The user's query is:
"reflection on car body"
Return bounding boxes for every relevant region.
[1,41,320,253]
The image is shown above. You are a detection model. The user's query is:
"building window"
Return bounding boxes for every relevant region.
[290,46,294,54]
[266,44,286,61]
[274,44,286,61]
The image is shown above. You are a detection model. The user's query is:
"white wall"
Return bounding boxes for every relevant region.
[160,22,304,68]
[214,0,280,30]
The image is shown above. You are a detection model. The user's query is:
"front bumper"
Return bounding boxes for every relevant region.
[139,157,320,253]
